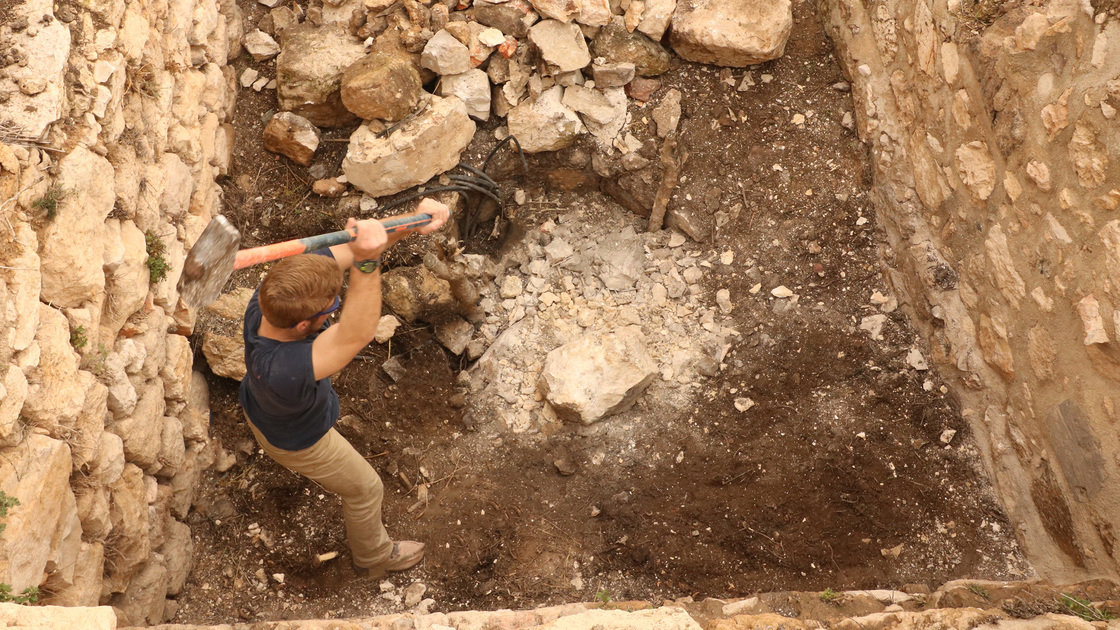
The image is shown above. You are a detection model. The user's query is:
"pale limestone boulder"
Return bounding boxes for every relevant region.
[439,69,492,121]
[158,416,186,478]
[539,325,658,424]
[341,52,424,122]
[22,304,92,431]
[105,352,139,418]
[180,371,211,443]
[136,307,169,381]
[169,441,210,518]
[0,434,76,592]
[581,86,628,148]
[161,334,193,402]
[422,29,472,75]
[577,0,611,26]
[119,4,150,60]
[162,519,193,596]
[4,223,40,353]
[529,20,591,73]
[507,86,584,153]
[955,141,996,201]
[101,219,149,343]
[71,380,108,473]
[245,29,281,61]
[160,152,194,219]
[44,541,104,607]
[670,0,791,67]
[149,481,173,550]
[263,111,321,166]
[637,0,674,40]
[0,602,115,630]
[37,147,115,308]
[201,289,252,380]
[0,367,26,448]
[106,464,151,594]
[343,95,476,197]
[109,379,166,474]
[111,553,168,626]
[528,0,579,23]
[76,485,112,542]
[94,431,126,486]
[152,226,187,309]
[277,23,367,127]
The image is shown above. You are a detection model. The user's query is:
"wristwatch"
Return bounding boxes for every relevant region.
[353,258,381,274]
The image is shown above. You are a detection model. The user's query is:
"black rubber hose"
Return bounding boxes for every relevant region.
[447,173,499,193]
[483,135,528,177]
[455,163,499,189]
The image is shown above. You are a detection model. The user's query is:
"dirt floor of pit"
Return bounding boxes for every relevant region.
[172,0,1032,623]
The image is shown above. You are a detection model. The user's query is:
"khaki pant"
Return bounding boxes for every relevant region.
[247,422,393,567]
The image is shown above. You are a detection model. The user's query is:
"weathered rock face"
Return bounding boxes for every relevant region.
[341,52,424,122]
[539,326,658,424]
[529,20,591,74]
[276,23,367,127]
[814,0,1120,581]
[507,86,584,153]
[670,0,791,67]
[0,0,229,608]
[343,95,476,197]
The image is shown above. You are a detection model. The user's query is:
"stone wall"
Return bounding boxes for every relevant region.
[0,0,241,617]
[814,0,1120,580]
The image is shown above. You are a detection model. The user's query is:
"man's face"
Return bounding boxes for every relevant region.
[292,295,339,336]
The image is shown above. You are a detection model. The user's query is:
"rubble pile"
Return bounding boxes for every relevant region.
[248,0,794,196]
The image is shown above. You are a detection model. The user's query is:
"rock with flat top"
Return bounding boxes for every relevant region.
[539,325,658,424]
[341,52,423,122]
[422,29,472,75]
[244,29,280,60]
[439,69,492,120]
[263,112,321,166]
[343,95,476,197]
[277,23,367,127]
[529,20,591,73]
[507,86,584,153]
[670,0,791,67]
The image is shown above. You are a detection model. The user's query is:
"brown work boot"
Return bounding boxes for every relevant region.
[353,541,425,579]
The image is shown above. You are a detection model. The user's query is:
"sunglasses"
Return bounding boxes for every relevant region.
[289,296,340,328]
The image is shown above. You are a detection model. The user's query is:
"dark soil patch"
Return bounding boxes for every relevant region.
[173,0,1029,623]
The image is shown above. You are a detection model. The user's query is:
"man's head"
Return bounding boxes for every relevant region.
[259,254,344,330]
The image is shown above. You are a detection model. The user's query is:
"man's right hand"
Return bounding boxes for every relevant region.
[346,217,389,262]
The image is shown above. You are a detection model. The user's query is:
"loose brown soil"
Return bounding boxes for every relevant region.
[173,0,1030,623]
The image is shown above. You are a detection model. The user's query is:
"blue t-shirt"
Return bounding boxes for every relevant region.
[238,250,340,451]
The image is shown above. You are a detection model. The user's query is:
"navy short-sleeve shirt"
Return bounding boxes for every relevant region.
[238,250,340,451]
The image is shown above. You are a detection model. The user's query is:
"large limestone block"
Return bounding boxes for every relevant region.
[343,95,476,197]
[4,223,40,353]
[162,519,193,596]
[439,69,492,121]
[539,325,658,424]
[71,380,109,473]
[22,304,93,430]
[37,146,115,308]
[670,0,791,67]
[507,86,584,153]
[0,602,115,630]
[106,463,151,594]
[180,371,211,442]
[529,20,592,73]
[277,23,367,127]
[169,441,209,519]
[0,367,26,448]
[0,435,77,592]
[93,431,126,486]
[101,219,148,345]
[76,485,112,541]
[108,378,166,473]
[44,541,104,607]
[158,416,186,478]
[201,287,252,380]
[111,553,168,626]
[161,333,193,402]
[160,152,194,218]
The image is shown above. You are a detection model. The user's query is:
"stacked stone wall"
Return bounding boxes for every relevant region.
[814,0,1120,580]
[0,0,242,619]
